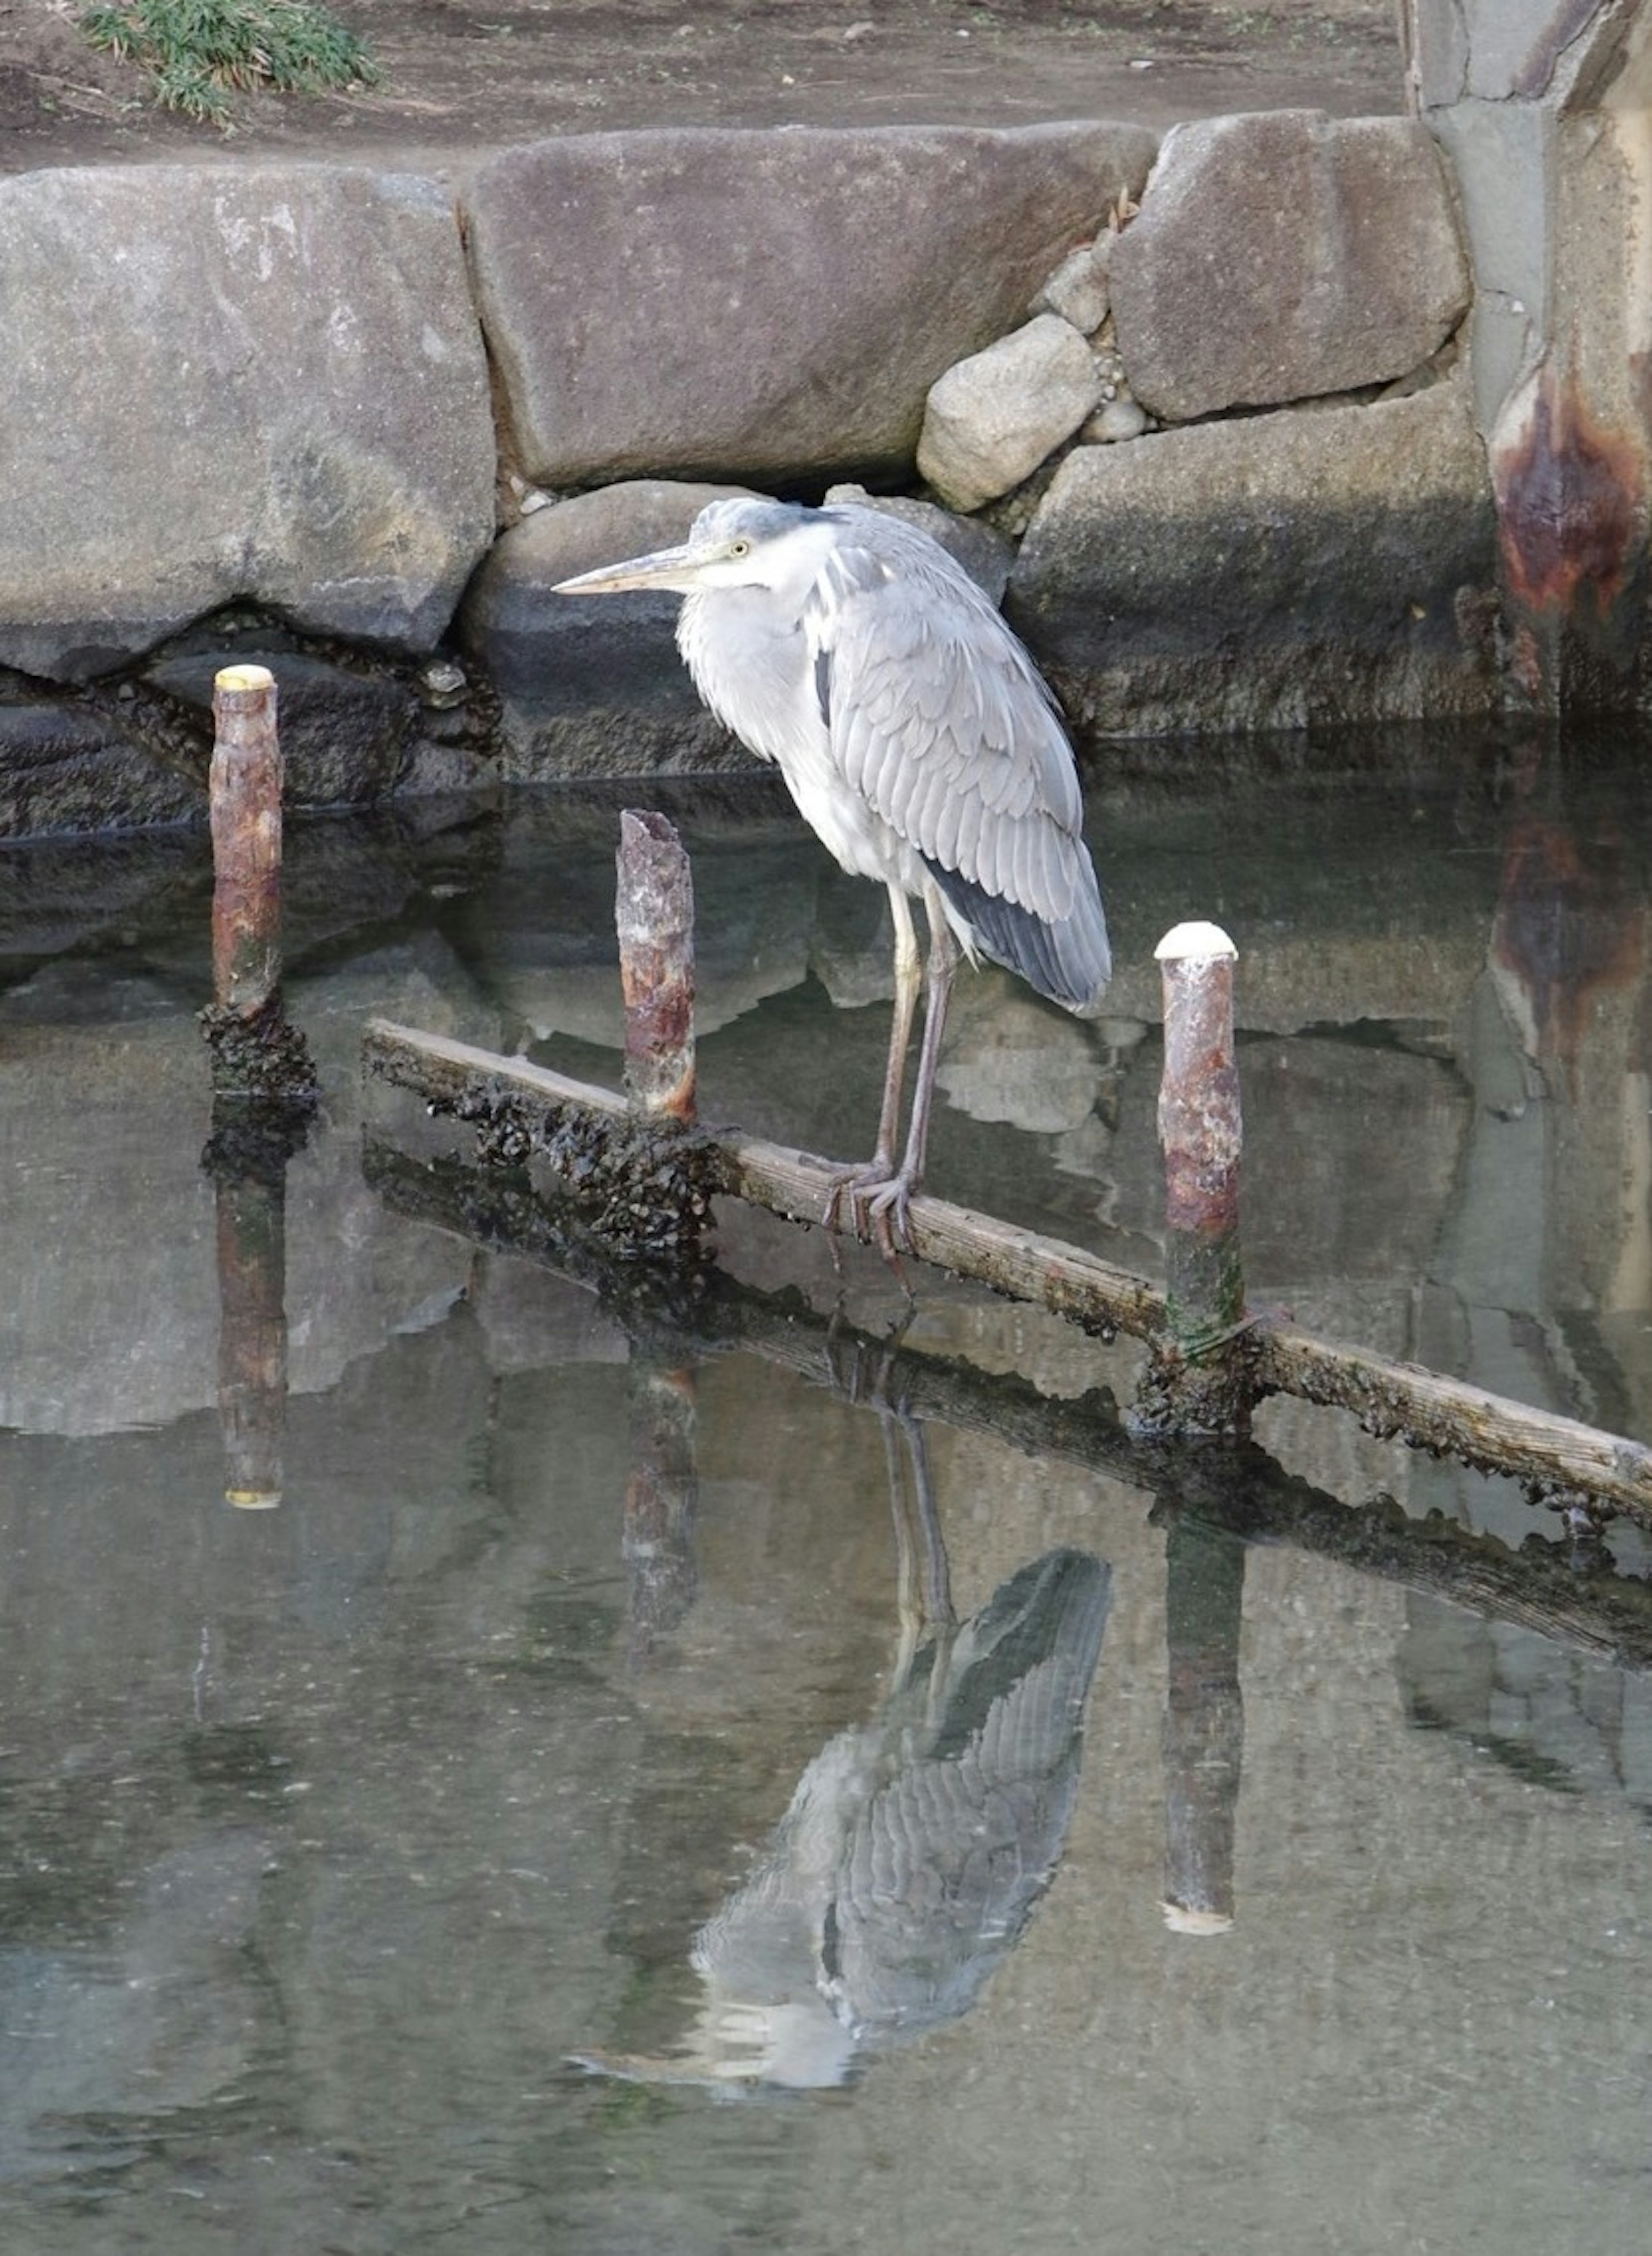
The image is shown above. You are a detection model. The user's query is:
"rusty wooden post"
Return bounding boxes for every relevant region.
[616,809,696,1123]
[1159,1510,1245,1934]
[1137,922,1251,1437]
[201,665,317,1105]
[210,665,284,1017]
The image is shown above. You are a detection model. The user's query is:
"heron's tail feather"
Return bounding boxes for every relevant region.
[925,852,1111,1017]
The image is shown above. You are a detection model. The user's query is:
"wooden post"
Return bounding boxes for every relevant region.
[616,809,696,1123]
[1137,922,1251,1437]
[210,665,284,1018]
[201,665,317,1106]
[1157,920,1244,1344]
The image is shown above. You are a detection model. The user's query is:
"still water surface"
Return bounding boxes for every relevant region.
[3,728,1652,2253]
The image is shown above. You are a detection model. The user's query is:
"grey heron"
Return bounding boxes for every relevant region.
[555,498,1111,1252]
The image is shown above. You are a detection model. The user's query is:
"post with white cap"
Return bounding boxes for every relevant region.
[1139,921,1251,1438]
[209,665,284,1022]
[200,663,317,1105]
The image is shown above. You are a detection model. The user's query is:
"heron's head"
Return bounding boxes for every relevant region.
[551,498,813,598]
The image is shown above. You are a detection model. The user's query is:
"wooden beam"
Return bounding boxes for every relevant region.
[362,1134,1652,1674]
[1250,1324,1652,1522]
[361,1017,1652,1526]
[361,1017,1166,1341]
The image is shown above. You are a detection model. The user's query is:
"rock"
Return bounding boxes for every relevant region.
[394,736,499,797]
[1009,382,1499,734]
[821,485,1016,603]
[917,315,1103,513]
[1090,341,1128,397]
[146,652,422,808]
[417,660,470,712]
[1082,398,1149,444]
[0,705,197,841]
[459,479,761,778]
[1031,240,1111,335]
[464,123,1156,487]
[1110,111,1470,422]
[0,166,497,684]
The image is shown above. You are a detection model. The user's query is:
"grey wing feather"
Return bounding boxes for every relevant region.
[804,521,1084,923]
[802,515,1110,1011]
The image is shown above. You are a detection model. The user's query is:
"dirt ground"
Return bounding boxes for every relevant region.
[2,0,1402,177]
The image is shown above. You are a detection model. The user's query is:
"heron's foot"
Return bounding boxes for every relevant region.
[823,1159,922,1272]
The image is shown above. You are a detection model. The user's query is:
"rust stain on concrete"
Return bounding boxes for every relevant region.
[1494,370,1644,619]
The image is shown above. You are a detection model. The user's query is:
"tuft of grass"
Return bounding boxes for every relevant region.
[81,0,380,125]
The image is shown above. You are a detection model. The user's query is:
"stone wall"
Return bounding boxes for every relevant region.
[0,109,1516,840]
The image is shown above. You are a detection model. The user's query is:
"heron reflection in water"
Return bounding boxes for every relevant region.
[555,499,1111,1255]
[579,1405,1110,2090]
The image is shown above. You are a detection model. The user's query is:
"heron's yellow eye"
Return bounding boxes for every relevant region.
[728,538,751,558]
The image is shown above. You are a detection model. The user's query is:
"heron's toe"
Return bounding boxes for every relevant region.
[821,1162,921,1281]
[823,1157,891,1239]
[866,1172,920,1261]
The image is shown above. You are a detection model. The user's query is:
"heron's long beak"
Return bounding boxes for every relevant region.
[552,543,701,596]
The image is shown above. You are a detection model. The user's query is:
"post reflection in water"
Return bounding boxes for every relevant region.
[203,1099,311,1513]
[623,1355,700,1663]
[1157,1509,1246,1935]
[591,1382,1111,2090]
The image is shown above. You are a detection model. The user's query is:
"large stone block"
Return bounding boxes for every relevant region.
[1110,111,1470,422]
[460,481,759,778]
[1008,382,1499,734]
[463,123,1157,488]
[0,166,497,683]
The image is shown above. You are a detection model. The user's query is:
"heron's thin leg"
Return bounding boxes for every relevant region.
[823,882,919,1236]
[865,892,959,1254]
[876,883,922,1168]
